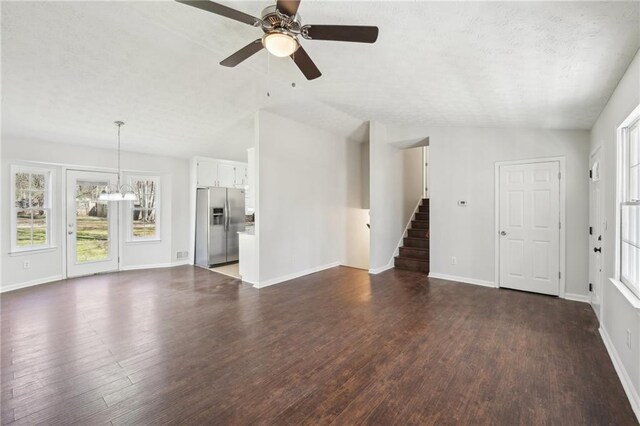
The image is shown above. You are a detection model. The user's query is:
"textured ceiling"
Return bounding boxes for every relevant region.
[2,1,639,158]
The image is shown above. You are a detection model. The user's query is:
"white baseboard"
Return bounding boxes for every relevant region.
[428,272,497,288]
[369,260,394,275]
[563,292,590,303]
[599,326,640,421]
[120,260,191,271]
[255,261,340,289]
[1,275,64,293]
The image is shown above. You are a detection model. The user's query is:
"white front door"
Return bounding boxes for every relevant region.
[66,170,119,278]
[589,151,603,317]
[499,161,560,296]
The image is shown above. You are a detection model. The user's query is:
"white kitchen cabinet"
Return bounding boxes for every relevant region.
[217,163,236,188]
[234,165,247,187]
[196,160,247,188]
[196,159,218,186]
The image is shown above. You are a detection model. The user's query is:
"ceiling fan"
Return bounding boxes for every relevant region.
[175,0,379,80]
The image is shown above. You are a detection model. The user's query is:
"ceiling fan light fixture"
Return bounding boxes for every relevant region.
[262,31,298,57]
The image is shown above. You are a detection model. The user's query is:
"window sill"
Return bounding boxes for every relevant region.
[608,278,640,310]
[125,239,162,245]
[10,246,58,256]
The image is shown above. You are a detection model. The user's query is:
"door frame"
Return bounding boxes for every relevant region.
[64,168,122,278]
[494,156,566,297]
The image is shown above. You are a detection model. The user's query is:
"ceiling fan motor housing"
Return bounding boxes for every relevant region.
[260,5,301,34]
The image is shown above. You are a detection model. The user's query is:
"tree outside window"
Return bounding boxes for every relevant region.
[130,177,159,240]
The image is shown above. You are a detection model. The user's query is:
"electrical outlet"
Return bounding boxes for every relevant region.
[627,329,632,349]
[23,260,30,269]
[451,257,457,265]
[176,251,189,259]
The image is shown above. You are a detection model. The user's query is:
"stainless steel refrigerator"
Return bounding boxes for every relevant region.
[195,187,245,267]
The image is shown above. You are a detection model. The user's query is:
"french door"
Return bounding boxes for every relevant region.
[498,161,561,296]
[66,170,119,277]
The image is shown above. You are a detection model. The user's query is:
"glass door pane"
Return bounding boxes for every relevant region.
[75,180,110,263]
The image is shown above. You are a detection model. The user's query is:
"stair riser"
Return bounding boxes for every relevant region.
[395,257,429,273]
[419,206,429,213]
[407,229,429,239]
[411,221,429,230]
[414,213,429,221]
[404,238,429,249]
[399,247,429,260]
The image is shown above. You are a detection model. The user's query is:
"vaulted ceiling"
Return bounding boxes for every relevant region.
[2,1,639,158]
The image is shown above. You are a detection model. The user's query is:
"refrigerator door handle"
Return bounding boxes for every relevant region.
[225,198,230,231]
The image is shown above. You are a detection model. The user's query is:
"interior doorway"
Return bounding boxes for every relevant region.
[589,148,603,317]
[496,159,563,296]
[66,170,119,278]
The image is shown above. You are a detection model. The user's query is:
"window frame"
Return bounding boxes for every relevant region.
[10,165,55,253]
[615,104,640,300]
[126,175,161,243]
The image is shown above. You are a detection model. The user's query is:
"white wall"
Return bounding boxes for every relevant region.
[369,121,424,272]
[1,137,190,291]
[417,127,590,295]
[344,139,370,270]
[590,49,640,418]
[256,111,356,285]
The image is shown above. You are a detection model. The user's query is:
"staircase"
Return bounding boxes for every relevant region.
[394,199,429,273]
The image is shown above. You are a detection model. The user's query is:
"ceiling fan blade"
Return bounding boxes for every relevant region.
[175,1,261,27]
[301,25,379,43]
[220,39,264,67]
[276,0,301,16]
[291,45,321,80]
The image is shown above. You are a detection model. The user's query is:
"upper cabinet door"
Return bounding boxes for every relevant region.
[197,160,218,187]
[218,163,236,188]
[234,165,247,187]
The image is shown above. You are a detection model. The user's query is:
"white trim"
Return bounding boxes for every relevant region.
[369,261,394,275]
[254,261,340,289]
[1,275,63,293]
[119,260,190,271]
[428,272,497,288]
[609,278,640,310]
[494,156,566,297]
[563,293,590,303]
[615,104,640,297]
[599,326,640,421]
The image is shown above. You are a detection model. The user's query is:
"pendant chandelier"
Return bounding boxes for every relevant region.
[99,121,137,202]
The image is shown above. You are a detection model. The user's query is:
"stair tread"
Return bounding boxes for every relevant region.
[395,256,429,263]
[405,236,429,241]
[400,246,429,252]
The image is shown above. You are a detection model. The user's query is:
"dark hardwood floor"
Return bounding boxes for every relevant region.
[1,266,636,425]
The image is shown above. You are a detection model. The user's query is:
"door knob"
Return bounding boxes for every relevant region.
[593,247,601,253]
[500,231,507,236]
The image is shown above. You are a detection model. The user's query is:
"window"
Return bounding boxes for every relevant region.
[11,166,53,252]
[128,176,160,241]
[618,108,640,298]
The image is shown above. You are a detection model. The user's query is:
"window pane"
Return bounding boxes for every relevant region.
[630,125,639,167]
[132,208,156,238]
[16,210,32,246]
[31,190,45,208]
[32,173,46,190]
[134,180,157,209]
[16,173,29,190]
[630,164,639,201]
[32,211,47,245]
[15,190,29,208]
[76,181,110,263]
